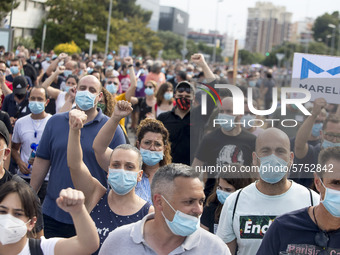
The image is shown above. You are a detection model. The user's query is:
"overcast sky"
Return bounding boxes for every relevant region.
[159,0,339,40]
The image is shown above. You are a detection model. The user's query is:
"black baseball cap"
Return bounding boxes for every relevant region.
[0,121,10,146]
[13,76,28,95]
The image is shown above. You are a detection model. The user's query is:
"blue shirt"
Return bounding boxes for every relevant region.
[2,93,30,118]
[135,172,152,204]
[90,189,151,255]
[37,110,126,224]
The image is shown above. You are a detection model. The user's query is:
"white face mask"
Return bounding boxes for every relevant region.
[0,214,30,245]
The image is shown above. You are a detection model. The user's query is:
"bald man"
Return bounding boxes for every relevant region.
[30,75,126,238]
[216,128,320,255]
[192,97,256,196]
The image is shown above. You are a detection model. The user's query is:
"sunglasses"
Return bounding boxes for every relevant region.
[176,87,191,93]
[145,86,153,89]
[107,81,118,85]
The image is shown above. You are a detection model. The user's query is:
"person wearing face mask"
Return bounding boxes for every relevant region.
[145,61,166,88]
[27,49,43,80]
[2,76,31,127]
[17,52,38,86]
[41,66,78,113]
[157,54,216,166]
[257,146,340,254]
[99,163,231,255]
[193,97,256,197]
[68,105,153,255]
[30,75,126,239]
[294,98,340,187]
[153,82,175,118]
[5,58,33,88]
[118,64,131,93]
[11,87,51,201]
[0,181,100,255]
[201,169,254,234]
[216,128,320,255]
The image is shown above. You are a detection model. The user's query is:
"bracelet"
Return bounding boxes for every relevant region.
[128,64,133,68]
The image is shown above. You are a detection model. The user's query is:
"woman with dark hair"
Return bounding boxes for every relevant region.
[154,82,175,118]
[0,180,99,255]
[134,118,172,203]
[201,166,254,234]
[41,67,78,113]
[133,80,157,123]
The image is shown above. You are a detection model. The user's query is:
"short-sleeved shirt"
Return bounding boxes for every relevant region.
[99,213,231,255]
[18,237,61,255]
[135,172,152,204]
[201,201,220,234]
[257,207,340,255]
[0,169,12,186]
[2,93,30,119]
[0,110,13,134]
[37,109,126,224]
[90,189,151,255]
[216,181,320,255]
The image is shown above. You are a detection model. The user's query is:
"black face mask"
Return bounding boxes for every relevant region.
[15,93,26,100]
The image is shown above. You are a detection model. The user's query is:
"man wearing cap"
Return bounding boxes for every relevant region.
[30,75,126,238]
[5,58,33,87]
[0,121,12,185]
[11,87,51,201]
[2,76,31,127]
[157,54,215,165]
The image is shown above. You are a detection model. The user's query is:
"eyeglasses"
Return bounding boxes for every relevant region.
[314,231,329,255]
[324,132,340,143]
[176,87,191,93]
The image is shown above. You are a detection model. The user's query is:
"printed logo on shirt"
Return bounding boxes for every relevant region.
[286,244,340,254]
[216,145,244,166]
[239,215,276,239]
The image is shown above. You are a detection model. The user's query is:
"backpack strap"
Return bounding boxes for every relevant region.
[29,238,44,255]
[232,188,243,221]
[307,187,313,206]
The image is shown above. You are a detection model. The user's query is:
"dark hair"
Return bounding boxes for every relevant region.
[177,71,187,81]
[29,86,49,101]
[317,147,340,177]
[136,118,172,170]
[100,86,116,116]
[205,165,254,223]
[156,82,173,106]
[0,180,39,219]
[66,74,79,84]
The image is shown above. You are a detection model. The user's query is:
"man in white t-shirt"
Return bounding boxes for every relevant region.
[216,128,320,255]
[11,86,51,201]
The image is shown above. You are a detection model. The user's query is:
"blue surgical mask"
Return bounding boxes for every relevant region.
[15,50,20,56]
[75,90,98,111]
[6,60,10,67]
[106,66,114,70]
[257,153,288,184]
[108,168,139,195]
[28,101,45,114]
[187,72,194,76]
[320,179,340,217]
[63,70,72,77]
[249,80,256,87]
[322,139,340,149]
[137,80,144,89]
[87,68,93,74]
[107,55,113,60]
[127,69,130,74]
[312,123,323,137]
[45,57,51,62]
[30,56,37,61]
[52,54,57,60]
[64,86,71,93]
[166,74,174,80]
[10,66,19,75]
[106,84,118,94]
[161,195,200,236]
[144,87,154,96]
[140,148,163,166]
[216,189,231,204]
[164,92,173,101]
[97,61,103,67]
[217,113,236,131]
[241,114,255,129]
[161,67,166,74]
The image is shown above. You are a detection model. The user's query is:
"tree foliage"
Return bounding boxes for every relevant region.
[312,12,339,47]
[32,0,162,57]
[0,0,19,22]
[238,49,264,65]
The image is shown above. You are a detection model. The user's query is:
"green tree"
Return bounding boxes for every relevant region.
[238,49,264,65]
[0,0,19,22]
[312,12,339,48]
[33,0,162,57]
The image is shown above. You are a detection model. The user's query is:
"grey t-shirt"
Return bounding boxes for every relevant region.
[99,213,231,255]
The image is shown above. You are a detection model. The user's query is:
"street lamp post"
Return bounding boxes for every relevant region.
[326,34,332,54]
[212,0,223,63]
[328,24,336,56]
[105,0,113,56]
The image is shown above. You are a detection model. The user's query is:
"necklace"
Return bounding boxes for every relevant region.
[30,116,44,138]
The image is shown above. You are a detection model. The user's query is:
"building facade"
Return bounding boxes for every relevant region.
[136,0,160,31]
[158,6,189,37]
[245,2,292,55]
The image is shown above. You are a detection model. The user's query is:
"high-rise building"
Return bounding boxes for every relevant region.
[290,18,314,46]
[158,6,189,36]
[245,2,292,55]
[136,0,160,31]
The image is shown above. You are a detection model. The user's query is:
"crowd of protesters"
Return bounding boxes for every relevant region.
[0,44,339,255]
